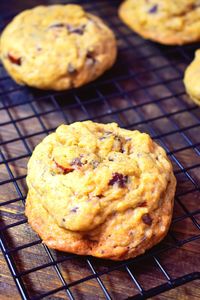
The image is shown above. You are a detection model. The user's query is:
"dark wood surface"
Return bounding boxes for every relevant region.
[0,0,200,299]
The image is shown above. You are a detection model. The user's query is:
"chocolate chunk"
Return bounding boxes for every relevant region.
[70,157,83,167]
[142,213,152,225]
[62,218,66,222]
[70,206,79,213]
[67,63,76,74]
[109,172,128,188]
[67,24,86,35]
[148,4,158,13]
[8,54,21,65]
[49,23,86,35]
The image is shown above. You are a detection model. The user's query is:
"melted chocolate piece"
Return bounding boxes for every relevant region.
[70,206,79,213]
[70,157,83,167]
[49,23,65,28]
[109,172,128,188]
[49,23,86,35]
[142,213,152,225]
[67,24,86,35]
[148,4,158,13]
[8,54,21,65]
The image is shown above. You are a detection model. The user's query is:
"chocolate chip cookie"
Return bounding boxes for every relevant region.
[25,121,176,260]
[119,0,200,45]
[184,49,200,106]
[0,5,117,90]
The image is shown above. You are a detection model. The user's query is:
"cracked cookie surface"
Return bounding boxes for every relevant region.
[25,121,176,260]
[119,0,200,45]
[0,5,117,90]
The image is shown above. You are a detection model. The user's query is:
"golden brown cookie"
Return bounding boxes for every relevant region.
[0,5,117,90]
[184,49,200,106]
[25,121,176,260]
[119,0,200,45]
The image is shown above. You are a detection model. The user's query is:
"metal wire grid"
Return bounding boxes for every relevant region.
[0,0,200,299]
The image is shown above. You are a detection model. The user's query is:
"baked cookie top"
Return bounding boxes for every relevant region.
[26,121,176,260]
[0,5,117,90]
[119,0,200,45]
[184,49,200,106]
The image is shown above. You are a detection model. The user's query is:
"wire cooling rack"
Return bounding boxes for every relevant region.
[0,1,200,299]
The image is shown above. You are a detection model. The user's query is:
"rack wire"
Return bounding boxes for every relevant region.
[0,0,200,299]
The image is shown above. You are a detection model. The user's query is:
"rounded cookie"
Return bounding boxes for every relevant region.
[25,121,176,260]
[0,5,117,90]
[119,0,200,45]
[184,49,200,106]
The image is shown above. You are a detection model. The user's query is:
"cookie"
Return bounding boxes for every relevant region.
[0,5,117,90]
[25,121,176,260]
[184,49,200,106]
[119,0,200,45]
